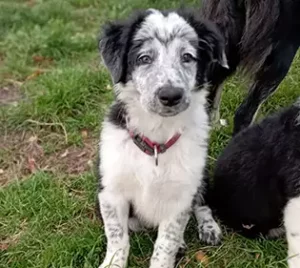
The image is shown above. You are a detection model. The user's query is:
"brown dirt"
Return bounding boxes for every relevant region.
[44,140,96,174]
[0,53,4,66]
[0,85,23,106]
[25,0,36,7]
[0,219,27,251]
[0,131,97,187]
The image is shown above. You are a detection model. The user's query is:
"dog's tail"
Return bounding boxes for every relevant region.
[239,0,280,76]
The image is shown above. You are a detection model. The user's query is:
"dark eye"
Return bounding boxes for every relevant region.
[138,55,152,65]
[182,53,195,63]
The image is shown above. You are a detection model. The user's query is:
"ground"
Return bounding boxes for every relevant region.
[0,0,300,267]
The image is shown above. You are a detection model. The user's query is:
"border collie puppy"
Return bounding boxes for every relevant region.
[97,8,227,268]
[212,99,300,268]
[200,0,300,134]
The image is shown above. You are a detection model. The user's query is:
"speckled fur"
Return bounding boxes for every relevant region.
[97,8,224,268]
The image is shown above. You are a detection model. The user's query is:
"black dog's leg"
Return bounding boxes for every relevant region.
[233,42,298,135]
[208,83,224,123]
[207,65,235,124]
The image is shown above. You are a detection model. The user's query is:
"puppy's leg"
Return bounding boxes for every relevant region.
[233,82,275,135]
[98,190,130,268]
[284,196,300,268]
[233,42,298,135]
[193,174,222,245]
[194,205,222,245]
[149,211,190,268]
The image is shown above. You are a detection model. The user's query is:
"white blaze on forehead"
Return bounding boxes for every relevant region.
[134,10,197,42]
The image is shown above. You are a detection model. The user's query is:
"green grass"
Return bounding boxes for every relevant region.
[0,0,300,267]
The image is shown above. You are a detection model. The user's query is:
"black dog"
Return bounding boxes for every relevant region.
[201,0,300,134]
[212,99,300,267]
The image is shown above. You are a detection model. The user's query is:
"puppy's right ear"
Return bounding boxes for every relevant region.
[99,22,127,83]
[99,12,149,83]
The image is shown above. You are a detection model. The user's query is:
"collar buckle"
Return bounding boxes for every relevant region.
[154,145,158,166]
[132,134,154,155]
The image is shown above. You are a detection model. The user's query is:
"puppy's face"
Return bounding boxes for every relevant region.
[99,9,228,117]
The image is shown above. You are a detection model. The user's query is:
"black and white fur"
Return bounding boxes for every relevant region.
[212,99,300,268]
[201,0,300,134]
[97,9,226,268]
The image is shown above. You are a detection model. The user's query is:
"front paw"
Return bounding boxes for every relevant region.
[99,259,127,268]
[198,220,222,246]
[99,247,129,268]
[149,260,174,268]
[150,253,175,268]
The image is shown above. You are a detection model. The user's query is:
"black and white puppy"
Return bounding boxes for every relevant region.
[97,8,227,268]
[212,99,300,268]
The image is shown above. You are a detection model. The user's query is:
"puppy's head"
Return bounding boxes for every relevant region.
[99,9,227,117]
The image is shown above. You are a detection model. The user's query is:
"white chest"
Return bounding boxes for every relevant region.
[100,123,208,226]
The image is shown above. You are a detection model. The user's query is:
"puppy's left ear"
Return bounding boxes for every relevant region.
[99,22,128,83]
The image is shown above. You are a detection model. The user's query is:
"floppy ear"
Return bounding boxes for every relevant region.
[99,11,149,83]
[99,22,127,83]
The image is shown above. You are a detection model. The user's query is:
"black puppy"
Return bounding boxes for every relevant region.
[212,99,300,267]
[201,0,300,134]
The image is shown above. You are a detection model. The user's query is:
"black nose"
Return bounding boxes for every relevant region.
[158,86,184,107]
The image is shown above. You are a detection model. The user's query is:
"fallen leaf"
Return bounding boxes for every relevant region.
[28,135,38,143]
[0,169,4,175]
[179,257,192,268]
[195,250,209,266]
[81,129,88,139]
[32,55,44,62]
[255,253,260,259]
[77,151,87,158]
[26,69,44,80]
[87,160,93,168]
[25,0,36,7]
[0,228,24,251]
[32,55,53,64]
[28,157,36,173]
[10,101,18,107]
[0,243,9,251]
[60,149,69,158]
[4,79,23,87]
[220,118,228,127]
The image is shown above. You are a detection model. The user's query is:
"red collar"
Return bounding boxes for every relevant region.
[128,130,181,165]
